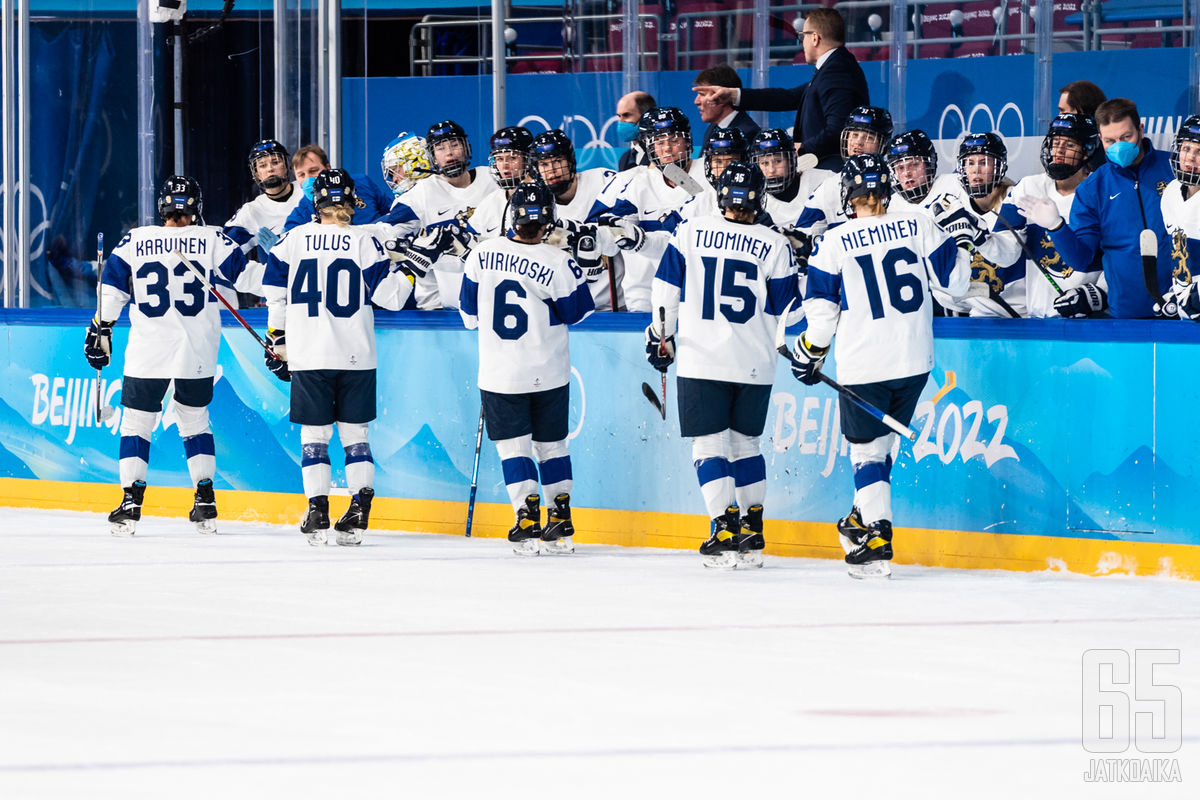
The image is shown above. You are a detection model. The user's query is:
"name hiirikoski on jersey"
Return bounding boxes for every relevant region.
[692,228,775,261]
[837,218,919,251]
[477,251,555,286]
[303,232,353,251]
[133,236,209,258]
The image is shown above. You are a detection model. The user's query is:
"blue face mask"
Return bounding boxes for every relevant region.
[302,176,317,201]
[616,121,639,143]
[1106,140,1140,168]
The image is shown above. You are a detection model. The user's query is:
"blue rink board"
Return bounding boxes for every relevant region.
[2,309,1199,547]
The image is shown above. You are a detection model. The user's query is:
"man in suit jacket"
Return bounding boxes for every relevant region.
[693,8,867,171]
[693,64,761,149]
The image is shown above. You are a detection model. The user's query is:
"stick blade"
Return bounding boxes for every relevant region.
[1139,228,1158,259]
[661,163,705,197]
[642,381,666,419]
[796,153,819,173]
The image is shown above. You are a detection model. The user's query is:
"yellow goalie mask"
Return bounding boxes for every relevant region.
[380,132,432,196]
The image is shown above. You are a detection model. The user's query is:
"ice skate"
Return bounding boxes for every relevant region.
[733,503,765,568]
[334,488,374,546]
[539,492,575,555]
[108,480,147,537]
[699,505,741,569]
[508,494,542,556]
[188,478,218,535]
[836,506,870,555]
[845,520,893,580]
[300,495,330,546]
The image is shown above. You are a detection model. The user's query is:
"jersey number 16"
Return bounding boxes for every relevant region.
[854,246,924,320]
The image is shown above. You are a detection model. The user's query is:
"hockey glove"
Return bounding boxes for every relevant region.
[256,227,279,253]
[790,334,829,386]
[84,318,113,369]
[779,227,813,273]
[572,225,604,274]
[1175,280,1200,321]
[265,328,291,382]
[930,195,986,248]
[1013,195,1063,232]
[1052,283,1107,318]
[613,220,645,254]
[644,324,675,373]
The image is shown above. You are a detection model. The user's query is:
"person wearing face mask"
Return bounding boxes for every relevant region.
[1016,98,1174,319]
[280,144,393,233]
[615,91,655,172]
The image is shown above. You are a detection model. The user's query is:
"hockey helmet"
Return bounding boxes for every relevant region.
[488,126,535,190]
[312,168,357,212]
[749,128,797,194]
[840,153,893,217]
[638,106,692,170]
[884,130,938,203]
[247,139,290,191]
[1170,114,1200,187]
[1040,114,1099,181]
[426,119,472,178]
[957,131,1008,198]
[840,106,894,159]
[157,175,203,222]
[529,129,577,197]
[508,180,557,230]
[703,127,748,188]
[381,132,432,196]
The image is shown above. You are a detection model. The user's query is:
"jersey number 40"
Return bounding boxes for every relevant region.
[291,258,363,318]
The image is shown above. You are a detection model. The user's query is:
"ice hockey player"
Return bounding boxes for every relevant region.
[465,126,536,240]
[224,139,305,263]
[648,162,798,569]
[793,106,893,237]
[881,129,960,212]
[790,154,976,578]
[262,169,425,546]
[657,126,750,229]
[1162,115,1200,319]
[380,131,433,198]
[85,176,249,536]
[748,128,832,228]
[458,180,595,555]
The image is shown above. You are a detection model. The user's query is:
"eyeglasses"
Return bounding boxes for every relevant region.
[799,29,819,39]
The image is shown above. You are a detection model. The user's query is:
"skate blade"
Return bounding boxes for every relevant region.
[539,537,575,555]
[193,518,218,535]
[335,529,364,546]
[304,529,328,547]
[110,520,137,537]
[847,561,892,580]
[701,551,739,570]
[511,538,540,556]
[735,550,764,568]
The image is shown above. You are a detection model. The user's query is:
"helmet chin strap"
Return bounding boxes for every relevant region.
[261,175,287,190]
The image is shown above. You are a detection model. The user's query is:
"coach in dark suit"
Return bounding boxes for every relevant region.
[693,64,761,149]
[694,8,867,171]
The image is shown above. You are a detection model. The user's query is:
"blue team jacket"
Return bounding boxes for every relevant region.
[1048,140,1174,318]
[281,173,392,233]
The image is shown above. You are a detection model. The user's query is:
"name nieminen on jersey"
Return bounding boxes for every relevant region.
[134,236,209,258]
[304,233,353,252]
[476,250,555,286]
[838,217,920,252]
[692,228,774,261]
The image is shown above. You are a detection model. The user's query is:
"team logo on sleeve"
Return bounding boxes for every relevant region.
[970,251,1004,292]
[1171,228,1191,283]
[1037,232,1073,279]
[1156,180,1168,197]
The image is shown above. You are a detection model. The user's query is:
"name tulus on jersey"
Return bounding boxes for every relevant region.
[476,250,555,286]
[303,233,353,251]
[838,218,919,252]
[134,236,209,258]
[692,228,774,260]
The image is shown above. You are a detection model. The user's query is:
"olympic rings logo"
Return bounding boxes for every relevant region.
[517,113,622,153]
[0,181,54,301]
[936,102,1026,163]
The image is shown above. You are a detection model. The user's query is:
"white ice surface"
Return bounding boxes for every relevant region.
[0,508,1197,800]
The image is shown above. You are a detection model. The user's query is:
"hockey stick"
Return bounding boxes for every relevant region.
[171,250,274,355]
[773,299,917,442]
[640,307,669,420]
[992,213,1064,296]
[1141,229,1178,317]
[661,163,706,197]
[93,232,115,424]
[465,405,485,538]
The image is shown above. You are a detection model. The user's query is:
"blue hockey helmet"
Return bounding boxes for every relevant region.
[716,161,767,217]
[840,153,893,216]
[157,175,203,222]
[312,168,357,212]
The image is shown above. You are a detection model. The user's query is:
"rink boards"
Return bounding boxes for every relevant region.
[2,309,1199,579]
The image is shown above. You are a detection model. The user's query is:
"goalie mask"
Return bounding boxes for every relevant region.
[247,139,290,192]
[638,106,692,171]
[1040,114,1099,181]
[381,132,432,196]
[716,161,767,218]
[1170,114,1200,187]
[703,127,748,188]
[884,129,938,203]
[529,129,577,197]
[426,119,471,179]
[749,128,797,195]
[157,175,203,222]
[840,106,893,159]
[312,168,357,212]
[508,180,557,231]
[957,132,1008,198]
[488,126,534,191]
[840,154,893,217]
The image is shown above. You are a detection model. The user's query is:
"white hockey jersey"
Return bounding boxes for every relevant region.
[555,168,624,312]
[805,211,972,385]
[100,225,248,380]
[263,223,409,371]
[886,174,961,216]
[1161,180,1200,289]
[793,173,847,237]
[223,182,304,258]
[459,235,595,394]
[651,213,798,385]
[763,168,834,229]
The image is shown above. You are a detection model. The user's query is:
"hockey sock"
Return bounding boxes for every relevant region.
[337,422,374,493]
[729,431,766,511]
[692,431,735,520]
[850,437,893,525]
[495,434,538,512]
[118,408,156,488]
[300,424,334,499]
[533,438,572,500]
[175,403,215,486]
